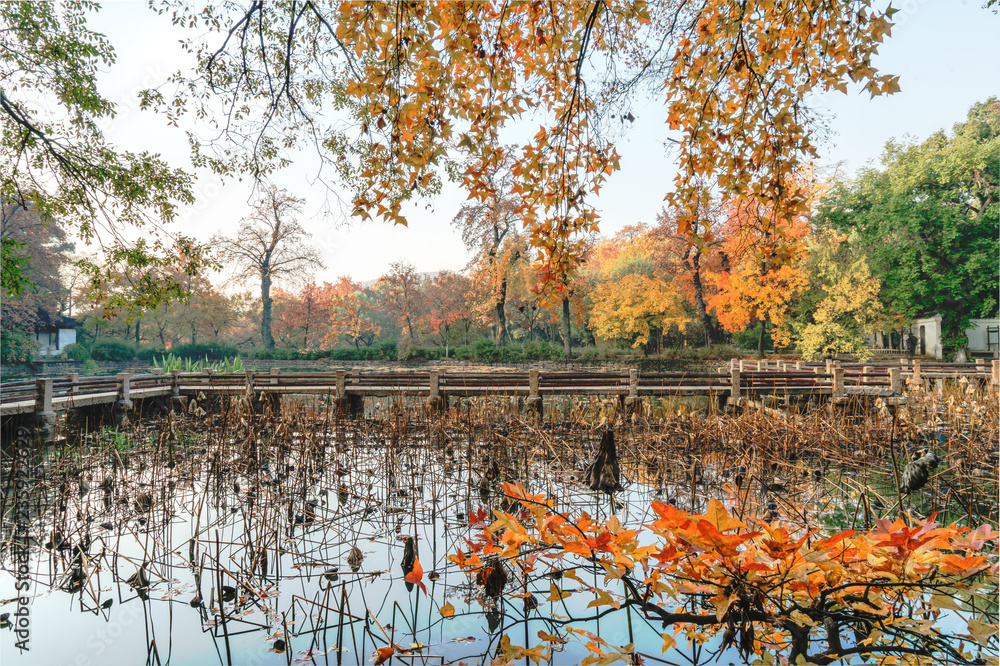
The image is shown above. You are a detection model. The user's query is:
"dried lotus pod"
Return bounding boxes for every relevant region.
[582,429,622,494]
[900,452,940,493]
[347,546,364,571]
[401,536,416,576]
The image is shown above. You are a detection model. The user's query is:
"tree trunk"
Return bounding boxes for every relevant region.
[561,297,572,357]
[757,321,766,359]
[495,277,509,347]
[261,272,274,350]
[684,247,717,346]
[135,320,140,345]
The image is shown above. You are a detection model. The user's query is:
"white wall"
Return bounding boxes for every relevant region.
[34,328,76,357]
[58,327,77,353]
[965,318,999,352]
[910,315,943,359]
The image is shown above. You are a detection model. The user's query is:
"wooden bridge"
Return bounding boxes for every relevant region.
[2,359,997,440]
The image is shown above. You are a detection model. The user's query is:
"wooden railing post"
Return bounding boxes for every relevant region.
[118,372,131,403]
[270,368,280,385]
[832,367,845,398]
[992,360,999,387]
[888,368,901,395]
[628,369,638,398]
[67,373,79,396]
[526,369,542,417]
[912,359,922,387]
[730,367,741,399]
[36,378,53,414]
[171,370,181,397]
[336,370,346,398]
[795,361,803,370]
[428,370,440,399]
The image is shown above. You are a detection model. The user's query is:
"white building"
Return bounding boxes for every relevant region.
[33,312,78,357]
[907,315,999,359]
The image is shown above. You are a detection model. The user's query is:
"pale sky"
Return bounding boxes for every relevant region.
[86,0,999,285]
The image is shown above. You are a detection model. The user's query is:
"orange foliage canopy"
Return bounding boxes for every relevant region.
[171,0,899,293]
[708,191,812,345]
[450,482,998,665]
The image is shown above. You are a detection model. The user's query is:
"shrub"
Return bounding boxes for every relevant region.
[134,345,166,361]
[170,342,238,359]
[91,339,136,361]
[63,342,90,361]
[1,329,38,364]
[397,344,445,361]
[521,341,564,361]
[453,344,475,361]
[498,346,525,363]
[80,359,99,375]
[473,339,500,363]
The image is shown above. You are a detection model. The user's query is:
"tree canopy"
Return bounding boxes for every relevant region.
[152,0,899,294]
[0,0,211,311]
[815,97,1000,348]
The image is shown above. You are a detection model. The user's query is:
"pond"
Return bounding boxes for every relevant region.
[1,389,997,665]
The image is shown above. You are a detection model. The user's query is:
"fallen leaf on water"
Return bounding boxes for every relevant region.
[404,557,427,595]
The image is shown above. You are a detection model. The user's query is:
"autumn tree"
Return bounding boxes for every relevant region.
[273,282,334,349]
[156,1,898,309]
[708,191,812,357]
[590,274,687,350]
[1,1,211,310]
[790,231,886,361]
[0,203,73,335]
[212,186,323,350]
[374,261,425,341]
[324,277,380,349]
[453,167,523,347]
[652,203,728,346]
[422,271,470,356]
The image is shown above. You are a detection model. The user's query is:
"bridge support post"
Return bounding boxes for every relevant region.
[113,372,133,425]
[526,369,543,418]
[991,360,999,388]
[828,368,846,417]
[334,370,363,417]
[32,378,56,443]
[169,370,187,412]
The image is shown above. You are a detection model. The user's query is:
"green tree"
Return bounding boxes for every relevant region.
[0,0,211,311]
[816,98,999,349]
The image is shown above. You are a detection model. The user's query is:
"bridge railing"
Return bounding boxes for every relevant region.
[2,361,996,410]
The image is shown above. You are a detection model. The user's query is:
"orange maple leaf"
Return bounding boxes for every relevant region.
[405,557,427,595]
